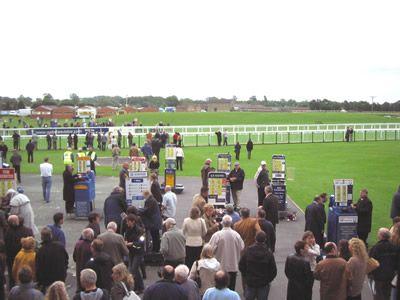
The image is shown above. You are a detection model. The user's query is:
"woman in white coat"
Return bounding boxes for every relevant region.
[8,189,38,235]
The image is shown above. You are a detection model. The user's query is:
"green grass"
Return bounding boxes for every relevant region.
[13,140,400,244]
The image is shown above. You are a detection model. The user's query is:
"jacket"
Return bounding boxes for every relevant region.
[119,168,129,189]
[151,181,163,204]
[234,143,241,154]
[73,238,92,281]
[228,168,245,191]
[63,169,77,203]
[369,239,399,281]
[8,283,44,300]
[189,258,220,295]
[12,248,36,282]
[124,224,145,256]
[160,227,186,261]
[256,169,269,189]
[85,252,114,291]
[182,217,207,247]
[9,193,38,235]
[263,193,280,226]
[304,201,326,235]
[141,195,162,230]
[143,279,188,300]
[97,231,129,265]
[347,256,367,297]
[201,165,212,188]
[73,288,110,300]
[36,241,69,287]
[239,242,277,288]
[390,186,400,219]
[284,254,313,300]
[192,194,206,215]
[5,224,33,263]
[354,197,373,232]
[258,218,276,252]
[47,224,66,248]
[234,217,261,248]
[111,281,138,300]
[246,140,253,151]
[103,191,127,228]
[203,214,219,243]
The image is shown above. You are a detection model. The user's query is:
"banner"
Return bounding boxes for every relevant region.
[208,172,227,205]
[30,127,109,136]
[0,168,15,197]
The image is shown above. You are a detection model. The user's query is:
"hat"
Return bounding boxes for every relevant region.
[16,187,24,194]
[205,159,212,164]
[261,161,266,165]
[163,218,176,226]
[234,162,240,166]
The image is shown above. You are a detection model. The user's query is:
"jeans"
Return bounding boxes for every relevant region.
[176,157,183,170]
[27,151,34,163]
[245,284,270,300]
[374,280,391,300]
[42,176,52,202]
[129,254,144,291]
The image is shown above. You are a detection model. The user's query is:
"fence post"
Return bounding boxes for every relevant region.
[385,130,387,141]
[262,133,265,144]
[311,131,314,143]
[138,135,141,147]
[275,132,278,144]
[208,134,210,146]
[301,132,303,143]
[323,131,325,143]
[375,130,377,141]
[364,130,366,141]
[288,132,290,144]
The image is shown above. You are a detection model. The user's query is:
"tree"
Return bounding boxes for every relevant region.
[70,93,80,106]
[17,99,25,109]
[42,93,57,105]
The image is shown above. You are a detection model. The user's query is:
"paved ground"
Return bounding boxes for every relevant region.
[19,174,373,299]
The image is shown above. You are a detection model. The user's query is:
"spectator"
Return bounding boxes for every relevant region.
[257,208,276,252]
[338,239,351,261]
[39,157,53,203]
[223,131,228,146]
[0,141,8,161]
[182,207,207,269]
[141,190,162,252]
[12,131,20,150]
[45,281,69,300]
[127,132,133,148]
[369,228,398,300]
[101,133,107,151]
[234,142,241,160]
[46,133,51,150]
[176,145,184,171]
[8,266,44,300]
[192,187,208,216]
[103,186,127,232]
[87,212,101,238]
[111,144,121,170]
[262,186,279,230]
[129,143,139,157]
[85,239,114,292]
[202,204,219,243]
[10,150,22,183]
[209,215,244,291]
[347,238,368,300]
[353,188,373,246]
[143,265,187,300]
[189,244,221,296]
[52,133,57,150]
[73,269,109,300]
[63,165,78,214]
[86,146,97,174]
[225,204,240,226]
[246,138,253,159]
[234,207,261,248]
[162,185,178,219]
[175,264,201,300]
[254,161,270,207]
[36,227,69,291]
[202,270,240,300]
[302,231,320,271]
[140,142,153,161]
[390,217,400,234]
[150,173,163,205]
[228,162,245,210]
[284,240,314,300]
[314,242,349,300]
[119,162,129,190]
[200,159,213,189]
[25,139,35,163]
[8,189,38,235]
[47,212,66,248]
[239,231,277,299]
[148,155,160,173]
[161,218,186,267]
[12,237,36,284]
[111,263,140,300]
[304,195,326,249]
[390,185,400,219]
[73,228,95,291]
[98,222,129,265]
[215,130,222,146]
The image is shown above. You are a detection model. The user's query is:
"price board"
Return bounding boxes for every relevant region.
[272,155,286,173]
[125,171,149,207]
[165,144,176,160]
[77,156,91,173]
[334,179,354,206]
[208,172,228,206]
[165,169,176,188]
[131,157,147,172]
[0,168,16,197]
[217,153,231,173]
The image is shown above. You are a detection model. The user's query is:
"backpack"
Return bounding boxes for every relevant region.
[120,282,140,300]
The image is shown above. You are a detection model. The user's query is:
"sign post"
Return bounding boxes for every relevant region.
[208,172,228,208]
[271,154,287,213]
[125,157,149,207]
[217,153,232,204]
[0,168,15,197]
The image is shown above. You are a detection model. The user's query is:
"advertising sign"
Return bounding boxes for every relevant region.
[272,154,286,173]
[208,172,228,206]
[165,169,176,189]
[31,127,109,136]
[217,153,231,173]
[77,157,91,173]
[334,179,354,206]
[125,171,149,207]
[130,157,147,172]
[165,144,176,160]
[0,168,15,197]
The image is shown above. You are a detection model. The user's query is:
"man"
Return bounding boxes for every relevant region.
[12,131,20,150]
[209,215,244,291]
[162,185,178,219]
[128,131,133,148]
[63,147,74,166]
[176,145,184,171]
[284,240,314,300]
[257,209,276,252]
[111,144,121,170]
[141,141,153,161]
[68,133,74,148]
[202,271,240,300]
[390,185,400,219]
[151,138,162,160]
[215,130,222,146]
[86,146,97,174]
[47,212,66,247]
[234,142,241,160]
[369,228,398,300]
[117,129,122,148]
[73,268,109,300]
[143,265,187,300]
[0,141,8,160]
[228,162,245,210]
[175,264,201,300]
[141,190,162,252]
[225,204,240,225]
[46,133,52,150]
[263,186,279,230]
[255,161,270,206]
[103,186,127,232]
[73,228,94,292]
[161,218,186,267]
[223,131,228,146]
[239,231,277,299]
[304,195,326,248]
[100,133,107,151]
[201,159,213,189]
[25,139,35,163]
[234,207,261,249]
[63,165,78,214]
[86,212,101,238]
[52,132,57,150]
[10,149,22,183]
[119,162,129,190]
[40,157,53,203]
[73,133,78,150]
[353,188,373,246]
[36,227,69,291]
[314,242,349,300]
[85,239,114,292]
[246,138,253,159]
[192,187,208,215]
[8,266,44,300]
[97,222,129,265]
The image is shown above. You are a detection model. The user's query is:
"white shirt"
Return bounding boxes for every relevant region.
[162,191,177,218]
[40,162,53,177]
[175,147,184,158]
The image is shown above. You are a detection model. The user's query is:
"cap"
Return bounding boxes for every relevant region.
[261,161,266,165]
[234,161,240,166]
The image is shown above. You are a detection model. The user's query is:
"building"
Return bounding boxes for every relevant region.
[118,106,138,114]
[31,105,57,119]
[76,106,97,119]
[52,106,75,119]
[97,106,118,118]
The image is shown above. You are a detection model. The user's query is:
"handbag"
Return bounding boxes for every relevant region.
[193,260,202,288]
[120,282,140,300]
[366,257,380,274]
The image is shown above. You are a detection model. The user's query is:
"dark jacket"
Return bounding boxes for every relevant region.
[246,140,253,151]
[36,241,69,287]
[5,224,33,263]
[354,197,373,233]
[285,254,313,300]
[85,252,114,291]
[63,169,77,203]
[87,222,101,238]
[111,281,134,300]
[228,168,245,191]
[263,194,280,226]
[201,165,212,188]
[258,219,276,252]
[369,239,398,282]
[25,142,35,152]
[234,143,241,154]
[103,191,127,228]
[305,201,326,235]
[143,279,188,300]
[73,288,109,300]
[141,196,162,230]
[256,169,270,189]
[239,242,277,288]
[8,282,44,300]
[390,186,400,219]
[124,224,145,255]
[10,153,22,166]
[73,238,92,278]
[151,181,163,204]
[119,168,129,189]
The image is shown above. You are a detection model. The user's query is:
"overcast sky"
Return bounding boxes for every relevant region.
[1,0,399,103]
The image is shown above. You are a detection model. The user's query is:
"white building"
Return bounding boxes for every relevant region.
[76,106,97,119]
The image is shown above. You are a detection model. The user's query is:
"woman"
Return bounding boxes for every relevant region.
[189,243,221,296]
[150,173,163,205]
[12,237,36,283]
[302,231,320,271]
[148,155,160,174]
[182,207,207,269]
[338,239,351,261]
[347,238,368,300]
[63,165,78,214]
[111,263,140,300]
[202,204,219,243]
[45,281,69,300]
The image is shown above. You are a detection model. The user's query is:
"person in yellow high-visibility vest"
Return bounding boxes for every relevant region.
[76,147,86,158]
[86,146,98,174]
[63,147,74,166]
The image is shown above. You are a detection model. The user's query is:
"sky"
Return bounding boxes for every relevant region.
[1,0,400,103]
